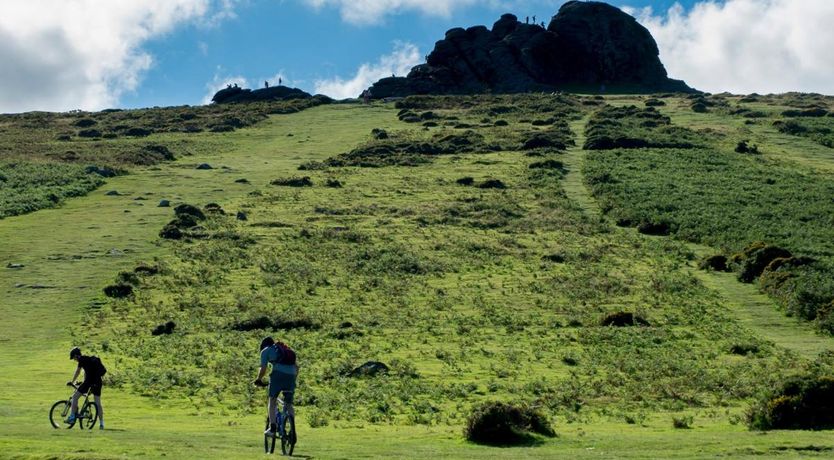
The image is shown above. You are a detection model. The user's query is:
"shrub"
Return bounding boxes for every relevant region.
[116,271,140,286]
[204,203,225,215]
[232,316,319,332]
[371,128,388,139]
[748,376,834,430]
[691,103,708,113]
[542,253,566,263]
[103,283,133,298]
[601,312,649,327]
[464,402,555,445]
[637,221,672,236]
[347,361,389,378]
[271,176,313,187]
[645,98,666,107]
[782,108,828,118]
[456,177,474,186]
[232,316,274,331]
[325,178,343,188]
[125,127,153,137]
[77,129,102,138]
[151,321,176,336]
[134,264,160,275]
[74,118,97,127]
[729,342,760,356]
[732,242,792,283]
[174,204,206,221]
[494,120,509,126]
[478,179,506,189]
[672,415,693,429]
[735,140,759,154]
[528,159,565,171]
[699,254,729,272]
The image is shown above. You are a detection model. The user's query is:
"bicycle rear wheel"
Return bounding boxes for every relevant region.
[281,415,296,456]
[78,402,98,429]
[49,400,72,429]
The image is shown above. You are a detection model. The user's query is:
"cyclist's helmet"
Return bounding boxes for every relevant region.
[259,337,274,352]
[69,347,81,359]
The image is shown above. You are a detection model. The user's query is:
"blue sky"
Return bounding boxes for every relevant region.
[1,0,832,113]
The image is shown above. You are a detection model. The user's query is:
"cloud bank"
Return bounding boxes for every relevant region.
[314,42,421,99]
[629,0,834,95]
[0,0,236,113]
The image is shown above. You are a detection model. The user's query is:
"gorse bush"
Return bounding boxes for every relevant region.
[748,375,834,430]
[464,402,555,445]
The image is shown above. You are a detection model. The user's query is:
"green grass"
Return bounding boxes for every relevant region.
[2,96,834,459]
[0,160,105,217]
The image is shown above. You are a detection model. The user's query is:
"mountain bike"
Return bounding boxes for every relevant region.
[49,382,98,429]
[256,381,296,455]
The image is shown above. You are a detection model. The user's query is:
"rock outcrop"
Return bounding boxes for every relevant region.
[211,85,312,104]
[367,1,693,98]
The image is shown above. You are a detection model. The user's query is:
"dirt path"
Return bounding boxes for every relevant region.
[561,117,834,360]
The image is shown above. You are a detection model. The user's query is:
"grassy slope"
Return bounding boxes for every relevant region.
[1,102,834,458]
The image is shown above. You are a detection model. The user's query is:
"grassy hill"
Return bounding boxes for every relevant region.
[2,93,834,458]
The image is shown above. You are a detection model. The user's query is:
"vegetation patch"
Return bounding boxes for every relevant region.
[0,161,105,218]
[151,321,177,336]
[325,129,499,167]
[271,176,313,187]
[601,312,650,327]
[585,145,834,332]
[584,106,701,150]
[774,119,834,148]
[464,402,555,446]
[748,376,834,430]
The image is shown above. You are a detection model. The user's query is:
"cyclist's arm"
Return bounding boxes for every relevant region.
[254,365,267,383]
[70,365,81,383]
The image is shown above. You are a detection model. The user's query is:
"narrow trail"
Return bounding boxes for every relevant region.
[560,116,834,360]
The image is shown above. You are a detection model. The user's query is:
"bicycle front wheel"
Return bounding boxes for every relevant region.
[281,415,296,456]
[78,402,98,429]
[49,400,72,429]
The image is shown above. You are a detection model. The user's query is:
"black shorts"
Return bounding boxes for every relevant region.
[77,378,102,396]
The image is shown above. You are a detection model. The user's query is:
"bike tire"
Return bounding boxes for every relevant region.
[264,417,276,454]
[281,415,296,456]
[78,401,99,430]
[49,400,72,429]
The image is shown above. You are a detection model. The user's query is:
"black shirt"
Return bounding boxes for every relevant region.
[78,355,103,380]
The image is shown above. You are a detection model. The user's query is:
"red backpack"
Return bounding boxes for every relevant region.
[271,342,296,366]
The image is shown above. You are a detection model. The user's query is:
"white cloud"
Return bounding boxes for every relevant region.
[628,0,834,95]
[313,42,421,99]
[0,0,238,113]
[303,0,483,25]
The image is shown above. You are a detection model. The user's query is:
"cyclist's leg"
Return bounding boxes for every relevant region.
[267,395,277,427]
[71,380,91,418]
[69,391,80,416]
[282,390,295,417]
[267,374,282,430]
[93,385,103,428]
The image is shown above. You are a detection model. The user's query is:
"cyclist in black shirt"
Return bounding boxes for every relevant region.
[67,347,106,429]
